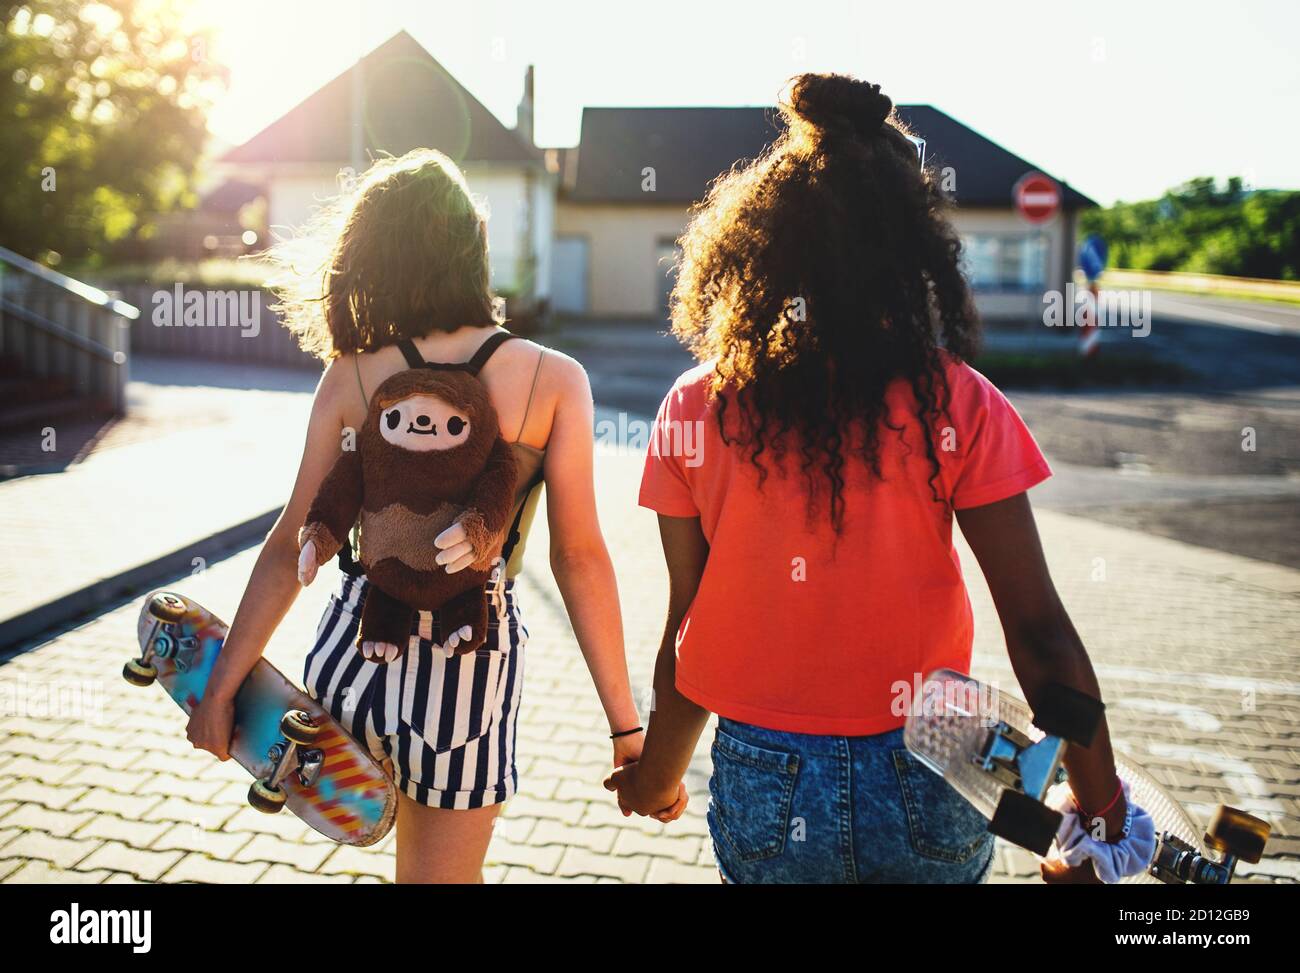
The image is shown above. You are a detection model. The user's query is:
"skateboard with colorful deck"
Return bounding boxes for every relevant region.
[904,668,1270,883]
[126,591,396,846]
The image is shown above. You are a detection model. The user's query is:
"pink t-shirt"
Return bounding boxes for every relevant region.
[639,355,1051,735]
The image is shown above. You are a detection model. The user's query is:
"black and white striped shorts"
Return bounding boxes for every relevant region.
[305,574,527,809]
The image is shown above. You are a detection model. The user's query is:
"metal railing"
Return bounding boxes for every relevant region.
[0,245,137,414]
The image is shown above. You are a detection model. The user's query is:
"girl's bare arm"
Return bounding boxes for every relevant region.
[956,492,1126,837]
[541,357,640,736]
[602,513,707,817]
[635,514,712,794]
[201,361,350,705]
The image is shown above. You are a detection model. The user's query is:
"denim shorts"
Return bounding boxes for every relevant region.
[707,717,995,883]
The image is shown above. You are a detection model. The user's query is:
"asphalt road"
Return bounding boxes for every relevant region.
[1150,291,1300,336]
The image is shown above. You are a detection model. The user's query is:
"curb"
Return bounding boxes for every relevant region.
[0,507,281,653]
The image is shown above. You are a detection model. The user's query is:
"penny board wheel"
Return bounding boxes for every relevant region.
[280,710,322,745]
[989,789,1062,857]
[1205,806,1270,864]
[122,658,157,687]
[248,779,287,814]
[1031,683,1104,748]
[148,592,188,623]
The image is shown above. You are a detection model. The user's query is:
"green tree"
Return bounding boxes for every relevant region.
[0,1,223,266]
[1081,177,1300,281]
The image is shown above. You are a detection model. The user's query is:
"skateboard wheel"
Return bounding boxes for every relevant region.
[148,592,188,624]
[989,789,1062,857]
[280,710,322,745]
[248,779,287,814]
[1031,683,1104,748]
[1205,805,1270,864]
[122,658,157,687]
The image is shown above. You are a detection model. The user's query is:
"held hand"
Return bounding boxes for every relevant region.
[298,540,318,586]
[433,521,475,574]
[186,693,235,761]
[655,780,690,823]
[612,730,644,768]
[1044,781,1155,883]
[603,762,689,823]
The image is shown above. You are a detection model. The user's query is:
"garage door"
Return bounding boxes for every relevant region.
[656,238,680,316]
[551,236,589,314]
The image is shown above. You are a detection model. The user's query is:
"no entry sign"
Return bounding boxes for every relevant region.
[1014,172,1061,224]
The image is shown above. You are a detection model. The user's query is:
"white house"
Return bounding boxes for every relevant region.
[215,32,553,308]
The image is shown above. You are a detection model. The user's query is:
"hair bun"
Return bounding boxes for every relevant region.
[783,73,892,140]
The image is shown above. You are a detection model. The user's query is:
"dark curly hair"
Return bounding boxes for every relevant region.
[670,73,981,529]
[266,149,500,359]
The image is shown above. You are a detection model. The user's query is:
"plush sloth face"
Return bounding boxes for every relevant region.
[361,369,500,504]
[378,393,472,452]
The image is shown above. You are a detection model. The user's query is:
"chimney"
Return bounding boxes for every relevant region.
[515,64,535,146]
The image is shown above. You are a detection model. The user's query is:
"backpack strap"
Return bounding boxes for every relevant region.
[396,338,426,369]
[395,331,516,375]
[465,330,517,375]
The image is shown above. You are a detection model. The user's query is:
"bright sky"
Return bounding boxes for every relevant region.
[195,0,1300,206]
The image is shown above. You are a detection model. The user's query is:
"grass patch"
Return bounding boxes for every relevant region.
[973,351,1194,389]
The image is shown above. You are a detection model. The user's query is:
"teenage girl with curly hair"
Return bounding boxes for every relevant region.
[607,74,1130,884]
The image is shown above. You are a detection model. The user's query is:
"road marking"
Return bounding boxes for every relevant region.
[1159,295,1293,335]
[1144,742,1288,821]
[978,656,1300,697]
[1114,698,1221,732]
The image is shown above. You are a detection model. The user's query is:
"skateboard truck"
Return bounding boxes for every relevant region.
[248,710,325,814]
[976,723,1067,799]
[983,683,1106,857]
[983,725,1069,857]
[124,593,194,687]
[1150,806,1271,884]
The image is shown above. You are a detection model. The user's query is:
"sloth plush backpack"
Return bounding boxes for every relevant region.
[298,334,519,660]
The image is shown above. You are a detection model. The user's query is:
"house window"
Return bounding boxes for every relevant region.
[961,233,1048,292]
[656,237,681,315]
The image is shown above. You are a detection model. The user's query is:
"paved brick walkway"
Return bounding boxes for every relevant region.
[1,441,1296,883]
[0,356,313,629]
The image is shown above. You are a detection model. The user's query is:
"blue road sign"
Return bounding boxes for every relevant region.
[1080,234,1108,281]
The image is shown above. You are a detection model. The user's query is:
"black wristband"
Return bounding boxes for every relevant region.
[609,726,643,740]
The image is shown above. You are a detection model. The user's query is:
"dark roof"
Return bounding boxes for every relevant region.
[221,32,541,167]
[565,107,782,203]
[898,106,1094,208]
[566,105,1095,209]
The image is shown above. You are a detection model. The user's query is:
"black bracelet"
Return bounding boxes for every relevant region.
[610,726,643,739]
